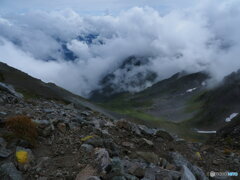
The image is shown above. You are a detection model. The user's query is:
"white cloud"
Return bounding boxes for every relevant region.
[0,0,240,96]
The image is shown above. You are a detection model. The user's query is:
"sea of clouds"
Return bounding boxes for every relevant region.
[0,0,239,97]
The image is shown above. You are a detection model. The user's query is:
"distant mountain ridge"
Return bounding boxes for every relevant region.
[90,56,157,101]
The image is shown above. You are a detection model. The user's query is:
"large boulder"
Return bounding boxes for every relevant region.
[181,165,196,180]
[0,162,23,180]
[169,152,208,180]
[0,82,23,99]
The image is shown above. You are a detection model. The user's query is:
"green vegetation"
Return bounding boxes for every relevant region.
[184,91,206,113]
[0,72,5,82]
[100,92,210,142]
[17,89,40,100]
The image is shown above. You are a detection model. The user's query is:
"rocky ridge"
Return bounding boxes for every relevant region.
[0,82,239,180]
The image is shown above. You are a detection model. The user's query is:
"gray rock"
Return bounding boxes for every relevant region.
[128,162,145,178]
[43,109,54,113]
[0,137,11,158]
[42,126,52,137]
[16,139,32,148]
[0,111,7,116]
[136,151,159,164]
[0,162,23,180]
[112,176,126,180]
[0,137,7,148]
[34,120,50,128]
[192,165,208,180]
[94,148,111,172]
[116,120,141,135]
[81,144,94,153]
[169,152,189,167]
[0,82,23,98]
[0,147,12,158]
[81,111,92,117]
[67,122,80,130]
[86,138,104,147]
[138,125,156,136]
[169,152,208,180]
[131,124,141,136]
[111,157,124,175]
[233,158,239,164]
[155,129,174,141]
[87,176,101,180]
[124,174,138,180]
[142,138,154,146]
[181,165,196,180]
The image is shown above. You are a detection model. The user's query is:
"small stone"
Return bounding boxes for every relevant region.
[81,144,94,153]
[75,165,97,180]
[34,120,50,128]
[57,122,66,133]
[0,137,7,147]
[165,163,176,170]
[0,111,7,116]
[142,138,154,146]
[112,176,126,180]
[159,158,169,168]
[0,147,12,158]
[111,157,124,175]
[155,129,174,141]
[136,151,159,164]
[56,170,63,177]
[122,142,135,149]
[128,163,145,178]
[43,109,54,113]
[81,111,91,117]
[233,158,239,164]
[42,126,52,137]
[37,177,48,180]
[212,160,218,165]
[87,176,101,180]
[138,125,156,136]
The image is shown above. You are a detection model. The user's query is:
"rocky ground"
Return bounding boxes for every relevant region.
[0,83,239,180]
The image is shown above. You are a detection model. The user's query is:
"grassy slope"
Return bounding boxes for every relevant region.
[99,91,210,142]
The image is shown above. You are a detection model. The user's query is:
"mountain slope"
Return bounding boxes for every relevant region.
[93,71,209,123]
[0,61,115,119]
[90,56,157,101]
[187,70,240,128]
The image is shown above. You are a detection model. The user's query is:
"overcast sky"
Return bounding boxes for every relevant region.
[0,0,239,97]
[0,0,198,15]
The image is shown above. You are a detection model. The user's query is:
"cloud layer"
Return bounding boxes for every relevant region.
[0,0,240,97]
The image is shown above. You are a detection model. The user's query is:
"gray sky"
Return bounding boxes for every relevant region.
[0,0,197,15]
[1,0,238,97]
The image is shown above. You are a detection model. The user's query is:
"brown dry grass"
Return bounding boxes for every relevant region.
[5,115,38,145]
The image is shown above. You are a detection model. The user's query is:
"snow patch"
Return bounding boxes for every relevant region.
[186,87,197,93]
[225,113,238,122]
[197,130,216,134]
